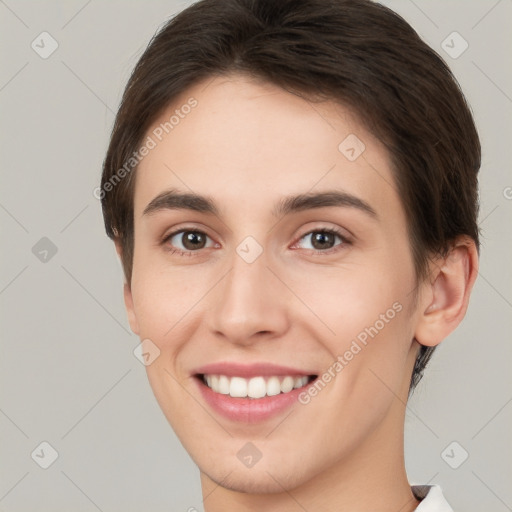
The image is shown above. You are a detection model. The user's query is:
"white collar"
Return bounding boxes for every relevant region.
[412,485,454,511]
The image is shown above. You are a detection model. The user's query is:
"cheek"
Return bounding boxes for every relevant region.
[291,263,409,341]
[130,252,207,336]
[288,261,415,396]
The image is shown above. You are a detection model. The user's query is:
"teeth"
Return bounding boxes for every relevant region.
[266,376,281,396]
[247,376,266,399]
[230,377,247,397]
[281,376,294,393]
[218,375,230,394]
[203,374,311,398]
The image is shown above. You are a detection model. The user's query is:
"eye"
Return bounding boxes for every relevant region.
[295,229,348,252]
[164,230,216,254]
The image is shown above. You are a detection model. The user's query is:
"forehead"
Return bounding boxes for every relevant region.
[134,73,400,220]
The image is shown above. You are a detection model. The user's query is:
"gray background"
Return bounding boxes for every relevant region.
[1,1,511,511]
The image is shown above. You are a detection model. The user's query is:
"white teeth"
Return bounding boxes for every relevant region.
[218,375,230,394]
[280,376,294,393]
[294,376,309,389]
[230,377,248,397]
[247,376,266,399]
[266,376,281,396]
[203,374,312,398]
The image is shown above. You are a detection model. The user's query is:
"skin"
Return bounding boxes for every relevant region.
[116,73,478,511]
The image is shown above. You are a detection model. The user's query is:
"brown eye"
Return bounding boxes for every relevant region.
[296,230,346,251]
[182,231,206,250]
[167,230,214,251]
[311,232,336,250]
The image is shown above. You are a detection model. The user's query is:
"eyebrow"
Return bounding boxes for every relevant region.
[143,189,220,216]
[142,189,377,219]
[273,191,377,218]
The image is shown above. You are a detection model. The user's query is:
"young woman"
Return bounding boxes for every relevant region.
[100,1,480,509]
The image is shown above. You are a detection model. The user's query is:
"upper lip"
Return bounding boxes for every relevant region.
[193,362,317,378]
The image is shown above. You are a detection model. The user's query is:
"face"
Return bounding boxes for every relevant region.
[124,73,423,493]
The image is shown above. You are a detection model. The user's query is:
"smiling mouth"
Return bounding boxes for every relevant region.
[196,374,317,399]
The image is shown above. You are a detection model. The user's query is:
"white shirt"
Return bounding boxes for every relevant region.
[412,485,453,511]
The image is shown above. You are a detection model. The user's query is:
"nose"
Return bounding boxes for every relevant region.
[206,249,291,346]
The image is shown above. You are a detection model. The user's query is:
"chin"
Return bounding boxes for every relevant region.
[199,454,316,495]
[206,468,302,494]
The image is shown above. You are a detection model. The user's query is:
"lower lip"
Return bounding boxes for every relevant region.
[195,377,314,423]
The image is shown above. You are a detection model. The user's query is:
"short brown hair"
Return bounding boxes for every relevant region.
[100,0,480,391]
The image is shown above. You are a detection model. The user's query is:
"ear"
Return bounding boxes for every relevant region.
[114,240,140,336]
[414,236,479,347]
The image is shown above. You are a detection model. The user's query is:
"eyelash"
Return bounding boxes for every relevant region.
[292,227,350,255]
[161,226,351,257]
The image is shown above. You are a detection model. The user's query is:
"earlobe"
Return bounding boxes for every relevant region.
[414,237,478,347]
[115,239,140,335]
[114,239,124,263]
[123,282,140,335]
